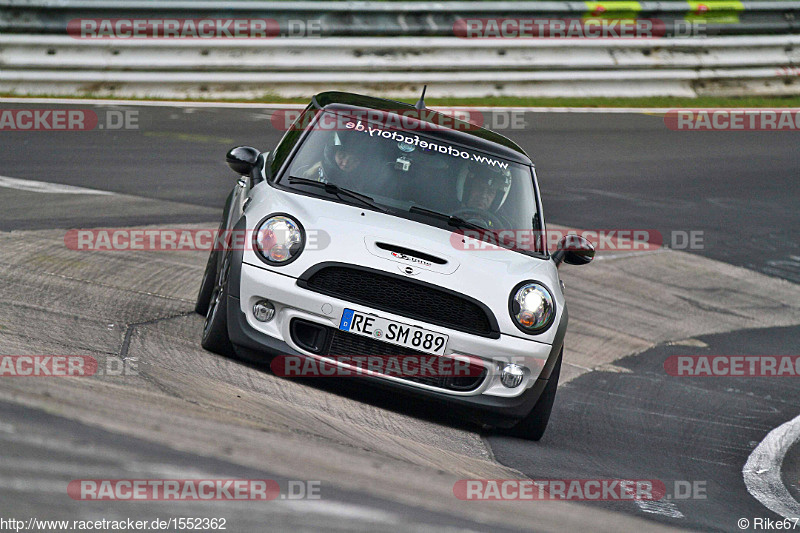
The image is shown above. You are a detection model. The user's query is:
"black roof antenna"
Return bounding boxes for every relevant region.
[414,85,427,110]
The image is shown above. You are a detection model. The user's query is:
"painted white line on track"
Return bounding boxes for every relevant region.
[594,248,672,262]
[0,429,139,461]
[278,500,400,524]
[0,175,115,195]
[0,97,306,110]
[743,413,800,519]
[0,477,65,493]
[634,499,685,519]
[4,460,132,477]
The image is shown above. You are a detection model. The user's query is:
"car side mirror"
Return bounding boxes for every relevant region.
[226,146,260,176]
[552,234,595,267]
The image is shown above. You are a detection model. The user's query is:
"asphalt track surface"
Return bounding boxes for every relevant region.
[1,101,799,532]
[2,104,798,283]
[490,325,800,531]
[0,400,525,533]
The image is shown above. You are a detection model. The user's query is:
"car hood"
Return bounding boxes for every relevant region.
[242,184,564,344]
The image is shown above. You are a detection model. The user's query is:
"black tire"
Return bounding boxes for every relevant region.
[195,249,219,316]
[200,256,235,358]
[507,349,563,441]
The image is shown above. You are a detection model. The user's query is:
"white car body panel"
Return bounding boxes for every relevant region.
[236,183,565,398]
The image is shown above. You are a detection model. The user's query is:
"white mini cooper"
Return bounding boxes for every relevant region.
[196,91,594,440]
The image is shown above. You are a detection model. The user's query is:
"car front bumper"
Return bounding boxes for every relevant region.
[226,246,567,425]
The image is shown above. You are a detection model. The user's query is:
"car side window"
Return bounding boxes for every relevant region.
[269,104,318,179]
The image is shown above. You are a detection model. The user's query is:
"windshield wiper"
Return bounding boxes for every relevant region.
[408,206,493,235]
[409,205,543,256]
[287,176,388,213]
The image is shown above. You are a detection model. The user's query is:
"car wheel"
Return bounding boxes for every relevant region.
[200,255,235,358]
[507,348,562,441]
[195,249,219,316]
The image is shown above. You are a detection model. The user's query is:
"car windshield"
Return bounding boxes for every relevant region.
[282,111,542,253]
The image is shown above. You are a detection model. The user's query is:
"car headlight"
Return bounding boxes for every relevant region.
[509,282,555,334]
[253,214,305,265]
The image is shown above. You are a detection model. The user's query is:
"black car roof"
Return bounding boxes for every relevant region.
[311,91,533,166]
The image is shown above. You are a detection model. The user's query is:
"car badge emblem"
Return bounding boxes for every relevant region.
[399,265,419,276]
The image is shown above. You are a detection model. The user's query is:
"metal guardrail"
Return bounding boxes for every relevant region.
[1,1,799,98]
[1,0,800,36]
[3,34,800,71]
[1,35,799,98]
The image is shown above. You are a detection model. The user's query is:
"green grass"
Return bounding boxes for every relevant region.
[3,92,800,108]
[426,95,800,107]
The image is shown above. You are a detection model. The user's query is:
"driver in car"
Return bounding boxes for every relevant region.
[302,131,366,189]
[457,164,513,227]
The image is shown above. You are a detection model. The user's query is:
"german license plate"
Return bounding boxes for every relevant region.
[339,309,448,356]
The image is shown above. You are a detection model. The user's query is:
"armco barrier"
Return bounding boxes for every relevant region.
[1,0,800,37]
[1,35,799,98]
[1,1,799,98]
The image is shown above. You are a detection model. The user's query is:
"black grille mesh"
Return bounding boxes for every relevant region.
[327,329,486,391]
[304,266,495,336]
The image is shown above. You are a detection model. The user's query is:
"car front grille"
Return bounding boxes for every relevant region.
[289,319,487,392]
[297,264,499,338]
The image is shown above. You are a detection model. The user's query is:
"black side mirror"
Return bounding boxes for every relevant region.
[552,234,595,267]
[226,146,260,176]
